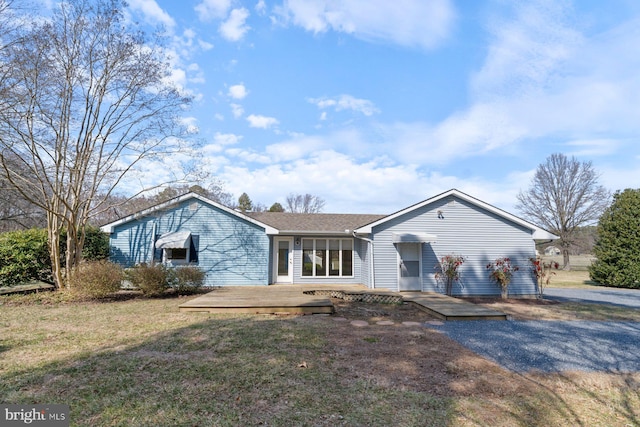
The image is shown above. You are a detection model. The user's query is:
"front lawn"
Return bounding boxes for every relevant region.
[1,294,639,426]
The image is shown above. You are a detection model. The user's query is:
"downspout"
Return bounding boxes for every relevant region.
[354,232,375,289]
[150,221,157,264]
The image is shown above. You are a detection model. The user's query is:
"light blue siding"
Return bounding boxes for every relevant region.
[371,195,538,296]
[360,239,372,288]
[109,199,270,286]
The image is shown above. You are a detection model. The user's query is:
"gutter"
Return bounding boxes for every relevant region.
[277,230,354,236]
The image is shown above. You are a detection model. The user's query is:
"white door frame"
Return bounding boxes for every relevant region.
[396,243,422,291]
[273,237,294,284]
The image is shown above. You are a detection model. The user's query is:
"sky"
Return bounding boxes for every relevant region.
[37,0,640,214]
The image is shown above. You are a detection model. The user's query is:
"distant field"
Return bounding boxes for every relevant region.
[542,254,595,271]
[540,255,597,288]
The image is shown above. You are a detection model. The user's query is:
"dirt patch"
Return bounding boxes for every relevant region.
[304,298,640,414]
[307,300,529,398]
[330,299,436,323]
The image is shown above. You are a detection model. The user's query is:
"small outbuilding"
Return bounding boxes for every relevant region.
[544,246,562,256]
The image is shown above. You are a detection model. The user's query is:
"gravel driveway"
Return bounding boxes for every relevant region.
[544,287,640,308]
[430,320,640,372]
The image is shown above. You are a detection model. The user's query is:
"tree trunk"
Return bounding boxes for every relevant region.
[65,228,77,289]
[64,221,87,289]
[47,213,64,290]
[501,286,508,299]
[562,248,571,271]
[445,279,453,296]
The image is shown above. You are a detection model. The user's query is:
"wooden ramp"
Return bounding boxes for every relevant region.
[179,285,357,315]
[402,292,508,321]
[179,286,508,320]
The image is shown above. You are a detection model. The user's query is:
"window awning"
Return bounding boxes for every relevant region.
[392,232,437,243]
[155,231,191,249]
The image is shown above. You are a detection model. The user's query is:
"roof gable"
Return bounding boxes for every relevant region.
[354,189,558,240]
[100,193,278,234]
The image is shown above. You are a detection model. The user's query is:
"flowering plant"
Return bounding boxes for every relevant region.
[486,257,519,299]
[530,257,560,298]
[434,254,465,296]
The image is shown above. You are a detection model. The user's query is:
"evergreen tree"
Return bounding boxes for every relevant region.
[589,189,640,288]
[238,192,253,212]
[269,202,284,212]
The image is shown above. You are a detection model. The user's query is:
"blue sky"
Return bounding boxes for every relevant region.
[40,0,640,213]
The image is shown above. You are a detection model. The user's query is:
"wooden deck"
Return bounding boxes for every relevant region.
[179,285,508,320]
[402,292,508,321]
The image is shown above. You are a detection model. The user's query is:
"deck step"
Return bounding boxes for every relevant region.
[402,293,508,321]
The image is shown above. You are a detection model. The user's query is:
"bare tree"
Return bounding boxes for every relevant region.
[0,156,46,231]
[0,0,191,288]
[91,182,234,226]
[516,153,610,269]
[285,193,325,213]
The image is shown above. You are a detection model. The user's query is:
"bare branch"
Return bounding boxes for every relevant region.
[516,153,611,269]
[285,193,326,213]
[0,0,193,288]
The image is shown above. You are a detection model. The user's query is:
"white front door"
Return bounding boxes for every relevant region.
[397,243,422,291]
[274,237,293,283]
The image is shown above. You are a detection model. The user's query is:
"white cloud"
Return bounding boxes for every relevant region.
[219,8,251,41]
[255,0,267,15]
[228,83,249,100]
[195,0,232,21]
[202,133,243,154]
[471,1,582,101]
[180,117,200,134]
[265,135,327,162]
[212,148,522,213]
[368,1,640,170]
[198,39,215,50]
[309,94,379,116]
[225,148,271,164]
[247,114,279,129]
[128,0,175,28]
[230,103,244,118]
[565,139,622,157]
[214,132,242,146]
[276,0,455,49]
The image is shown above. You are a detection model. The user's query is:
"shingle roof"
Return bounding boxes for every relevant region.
[246,212,385,234]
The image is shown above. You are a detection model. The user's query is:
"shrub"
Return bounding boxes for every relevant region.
[171,266,206,295]
[81,226,111,261]
[0,229,52,287]
[60,226,110,264]
[530,257,559,298]
[434,254,465,296]
[127,263,170,296]
[69,261,124,299]
[487,257,519,299]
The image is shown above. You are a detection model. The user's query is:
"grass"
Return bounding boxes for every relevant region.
[540,254,599,288]
[1,292,639,426]
[549,269,600,288]
[1,296,450,426]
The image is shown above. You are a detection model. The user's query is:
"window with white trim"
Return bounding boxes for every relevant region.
[302,238,353,277]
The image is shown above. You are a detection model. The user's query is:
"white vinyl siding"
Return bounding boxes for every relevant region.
[371,195,537,296]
